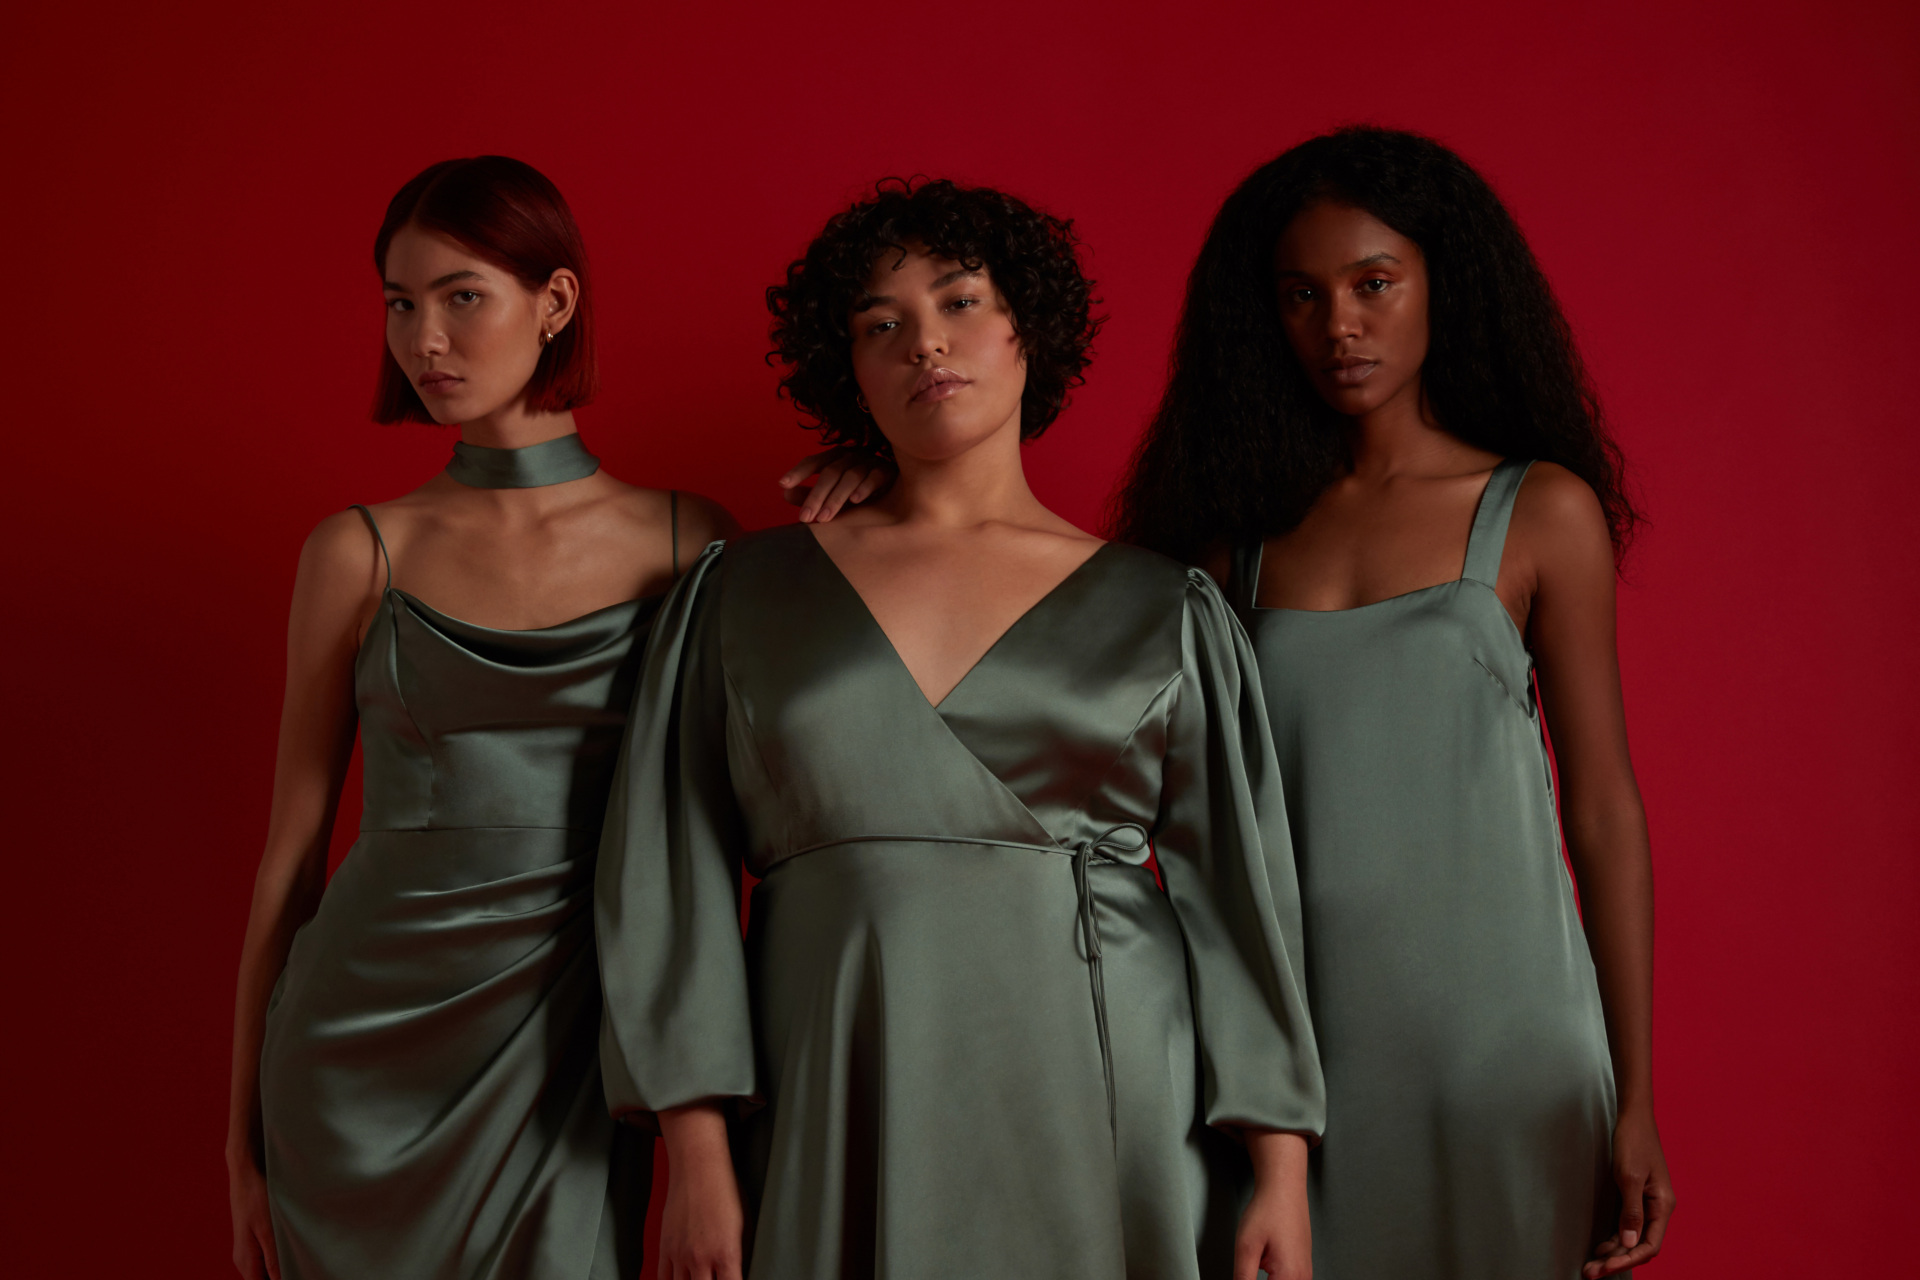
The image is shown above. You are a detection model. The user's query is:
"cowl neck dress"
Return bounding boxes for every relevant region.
[260,505,658,1280]
[596,525,1325,1280]
[1230,460,1618,1278]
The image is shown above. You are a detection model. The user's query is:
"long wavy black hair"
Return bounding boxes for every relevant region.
[1111,126,1639,564]
[767,177,1100,458]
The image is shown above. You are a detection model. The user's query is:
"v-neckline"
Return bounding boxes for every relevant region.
[805,528,1112,712]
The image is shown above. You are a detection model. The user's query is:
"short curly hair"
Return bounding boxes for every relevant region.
[766,178,1101,455]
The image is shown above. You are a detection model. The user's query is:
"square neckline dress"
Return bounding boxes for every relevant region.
[595,525,1326,1280]
[258,505,663,1280]
[1229,460,1619,1278]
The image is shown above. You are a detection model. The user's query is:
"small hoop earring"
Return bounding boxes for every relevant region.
[856,391,870,413]
[542,329,555,345]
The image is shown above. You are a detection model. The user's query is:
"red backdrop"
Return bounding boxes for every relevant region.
[3,1,1915,1274]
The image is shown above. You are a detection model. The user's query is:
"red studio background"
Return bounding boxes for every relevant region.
[3,0,1915,1274]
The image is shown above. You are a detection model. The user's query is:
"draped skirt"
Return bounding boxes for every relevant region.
[741,840,1246,1280]
[261,827,647,1280]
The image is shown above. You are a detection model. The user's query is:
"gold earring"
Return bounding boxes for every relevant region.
[542,330,554,345]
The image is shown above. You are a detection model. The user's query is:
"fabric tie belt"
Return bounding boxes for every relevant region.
[782,823,1153,1143]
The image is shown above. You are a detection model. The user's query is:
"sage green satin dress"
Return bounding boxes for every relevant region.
[597,526,1324,1280]
[260,505,654,1280]
[1231,461,1618,1279]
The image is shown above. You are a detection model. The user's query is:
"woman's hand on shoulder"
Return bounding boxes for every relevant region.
[778,448,894,523]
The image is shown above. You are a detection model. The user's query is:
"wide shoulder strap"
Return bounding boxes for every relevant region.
[349,504,394,592]
[1461,460,1533,587]
[1226,541,1265,614]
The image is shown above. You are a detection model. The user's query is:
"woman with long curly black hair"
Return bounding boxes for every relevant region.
[594,178,1325,1280]
[1114,127,1675,1279]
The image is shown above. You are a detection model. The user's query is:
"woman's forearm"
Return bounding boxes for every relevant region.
[1563,800,1656,1111]
[227,847,328,1169]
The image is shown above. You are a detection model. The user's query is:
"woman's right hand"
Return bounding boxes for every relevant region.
[228,1159,280,1280]
[658,1104,745,1280]
[778,448,893,523]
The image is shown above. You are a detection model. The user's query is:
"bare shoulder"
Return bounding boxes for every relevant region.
[1510,462,1615,591]
[670,489,743,545]
[1514,461,1603,524]
[289,507,387,640]
[300,508,385,590]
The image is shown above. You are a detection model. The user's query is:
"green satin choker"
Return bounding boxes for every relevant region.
[446,435,600,489]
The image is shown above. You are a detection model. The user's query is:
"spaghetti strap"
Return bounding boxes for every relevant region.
[1228,541,1265,614]
[669,490,680,580]
[349,504,394,592]
[1461,460,1533,587]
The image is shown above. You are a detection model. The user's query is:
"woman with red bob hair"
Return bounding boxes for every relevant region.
[223,155,884,1280]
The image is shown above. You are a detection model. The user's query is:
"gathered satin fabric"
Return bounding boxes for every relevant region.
[259,508,654,1280]
[596,526,1325,1280]
[1232,460,1618,1279]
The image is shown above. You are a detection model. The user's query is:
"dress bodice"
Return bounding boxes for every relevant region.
[354,581,660,834]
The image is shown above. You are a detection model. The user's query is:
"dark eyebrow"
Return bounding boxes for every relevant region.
[851,266,984,312]
[382,270,484,293]
[1276,252,1402,279]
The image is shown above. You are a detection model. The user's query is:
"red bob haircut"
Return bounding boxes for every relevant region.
[372,156,597,423]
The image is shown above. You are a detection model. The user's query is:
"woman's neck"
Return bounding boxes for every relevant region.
[458,403,579,450]
[1347,376,1464,480]
[874,425,1047,529]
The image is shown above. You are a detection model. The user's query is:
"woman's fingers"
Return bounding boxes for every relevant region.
[811,466,870,522]
[257,1221,282,1280]
[1231,1236,1265,1280]
[848,467,886,505]
[778,449,838,490]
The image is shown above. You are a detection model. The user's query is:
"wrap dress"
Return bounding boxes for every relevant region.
[596,525,1325,1279]
[1230,460,1619,1277]
[259,505,652,1280]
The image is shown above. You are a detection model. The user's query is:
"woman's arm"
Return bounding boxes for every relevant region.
[656,1104,745,1280]
[1509,465,1675,1277]
[1235,1129,1313,1280]
[225,511,381,1280]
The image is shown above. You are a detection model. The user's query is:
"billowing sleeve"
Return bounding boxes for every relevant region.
[596,542,756,1125]
[1153,569,1325,1138]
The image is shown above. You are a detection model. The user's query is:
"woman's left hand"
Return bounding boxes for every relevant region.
[1235,1130,1312,1280]
[1583,1106,1675,1277]
[778,448,892,522]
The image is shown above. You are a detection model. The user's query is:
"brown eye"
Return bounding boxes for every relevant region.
[1361,278,1391,293]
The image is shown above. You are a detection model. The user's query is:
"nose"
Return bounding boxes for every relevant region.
[906,315,948,362]
[1325,290,1362,342]
[410,310,449,361]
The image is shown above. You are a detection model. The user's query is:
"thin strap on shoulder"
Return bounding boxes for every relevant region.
[349,504,394,592]
[1462,460,1534,587]
[1227,540,1265,613]
[669,490,680,580]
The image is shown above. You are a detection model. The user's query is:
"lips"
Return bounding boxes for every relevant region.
[417,371,462,395]
[1323,357,1377,388]
[910,366,970,403]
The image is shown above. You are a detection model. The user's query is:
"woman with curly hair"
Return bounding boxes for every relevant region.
[594,179,1325,1280]
[1114,127,1676,1278]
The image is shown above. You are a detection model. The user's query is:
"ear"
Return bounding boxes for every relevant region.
[538,268,581,339]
